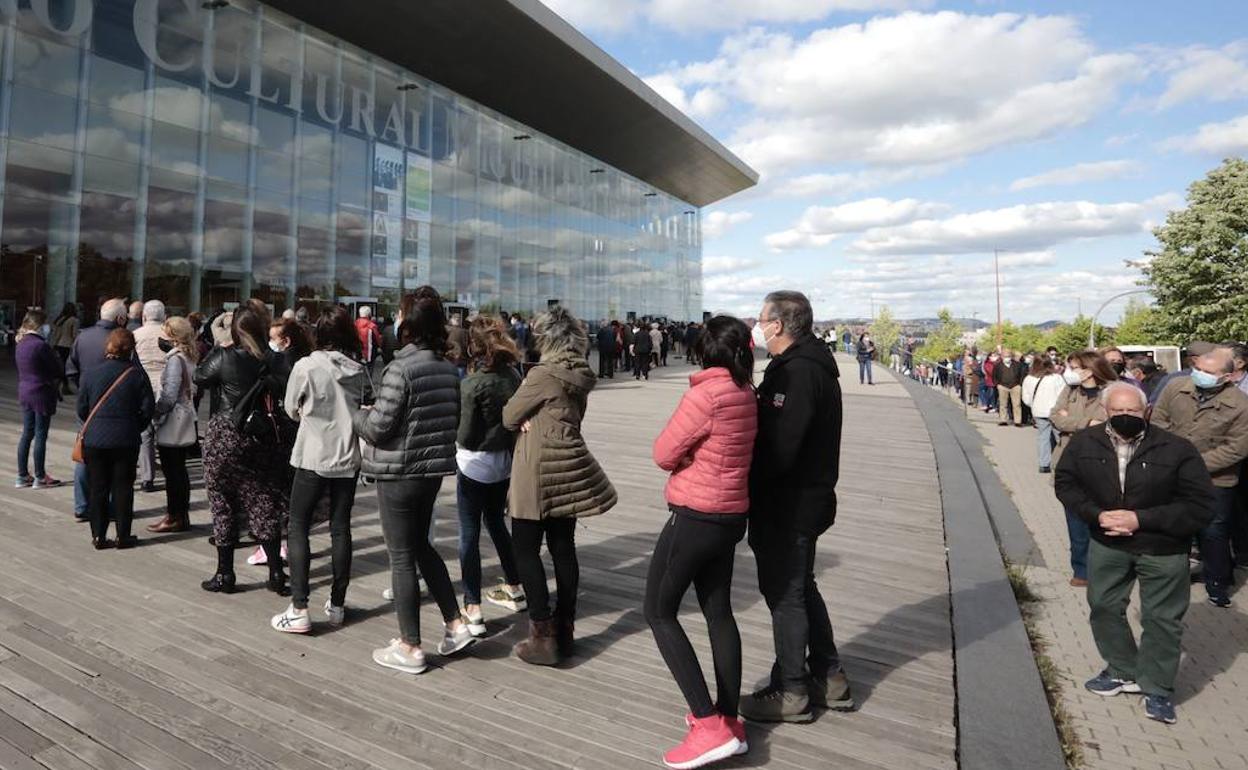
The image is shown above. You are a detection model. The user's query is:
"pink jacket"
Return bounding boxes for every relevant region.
[652,367,758,514]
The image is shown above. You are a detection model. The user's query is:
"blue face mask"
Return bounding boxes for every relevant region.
[1190,369,1221,389]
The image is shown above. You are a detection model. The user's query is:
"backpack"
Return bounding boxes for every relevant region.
[230,363,288,444]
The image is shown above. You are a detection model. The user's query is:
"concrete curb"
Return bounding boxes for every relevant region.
[896,375,1067,770]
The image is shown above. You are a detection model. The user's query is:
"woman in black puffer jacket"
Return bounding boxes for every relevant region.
[354,291,474,675]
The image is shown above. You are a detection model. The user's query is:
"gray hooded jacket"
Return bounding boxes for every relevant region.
[285,350,372,476]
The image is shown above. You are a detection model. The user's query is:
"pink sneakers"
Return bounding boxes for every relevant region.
[664,714,741,769]
[685,712,748,756]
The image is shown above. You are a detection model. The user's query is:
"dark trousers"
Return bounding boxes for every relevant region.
[17,408,51,479]
[375,477,460,645]
[857,358,872,384]
[748,521,840,693]
[597,349,615,378]
[1200,486,1238,600]
[1087,540,1189,696]
[634,352,651,380]
[1065,504,1091,580]
[456,472,520,605]
[157,445,191,522]
[1234,471,1248,566]
[644,511,746,719]
[84,446,139,541]
[512,517,578,622]
[289,469,357,610]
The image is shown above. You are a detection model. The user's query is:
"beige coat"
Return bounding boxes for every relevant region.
[503,352,617,520]
[133,320,167,394]
[1152,378,1248,488]
[1049,384,1107,468]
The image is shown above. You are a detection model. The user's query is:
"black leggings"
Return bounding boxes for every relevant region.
[84,446,139,541]
[376,477,460,646]
[288,469,357,610]
[644,510,746,719]
[157,445,191,521]
[512,517,578,622]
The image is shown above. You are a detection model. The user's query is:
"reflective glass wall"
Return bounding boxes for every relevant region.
[0,0,703,326]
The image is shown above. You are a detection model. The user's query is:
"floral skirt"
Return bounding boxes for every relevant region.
[202,412,293,547]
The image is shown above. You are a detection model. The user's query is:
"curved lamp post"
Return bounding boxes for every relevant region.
[1088,289,1152,349]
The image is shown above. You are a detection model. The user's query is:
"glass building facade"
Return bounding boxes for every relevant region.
[0,0,704,327]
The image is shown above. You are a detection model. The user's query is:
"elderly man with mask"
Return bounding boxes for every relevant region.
[1152,345,1248,608]
[741,290,852,724]
[133,300,168,493]
[1056,382,1214,725]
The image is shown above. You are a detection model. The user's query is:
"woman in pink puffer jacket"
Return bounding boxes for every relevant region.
[644,316,758,769]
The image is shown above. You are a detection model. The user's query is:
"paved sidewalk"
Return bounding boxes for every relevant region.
[953,390,1248,770]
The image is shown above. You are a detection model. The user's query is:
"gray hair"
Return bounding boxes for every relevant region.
[359,305,372,319]
[533,306,588,357]
[1100,381,1147,410]
[142,299,166,323]
[128,300,143,318]
[762,290,814,338]
[100,298,128,326]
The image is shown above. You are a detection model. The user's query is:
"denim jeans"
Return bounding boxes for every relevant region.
[1034,417,1055,470]
[288,469,357,610]
[1200,487,1238,600]
[858,358,872,384]
[1065,505,1090,580]
[456,472,520,606]
[74,459,88,515]
[375,476,460,646]
[17,408,51,479]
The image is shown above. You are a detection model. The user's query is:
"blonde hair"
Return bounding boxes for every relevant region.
[533,306,588,358]
[163,316,199,364]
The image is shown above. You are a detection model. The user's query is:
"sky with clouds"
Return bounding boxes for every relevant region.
[538,0,1248,324]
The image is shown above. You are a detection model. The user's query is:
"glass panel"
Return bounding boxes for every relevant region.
[9,85,78,150]
[152,75,201,129]
[78,190,137,309]
[83,155,140,198]
[150,119,201,175]
[13,31,80,96]
[144,185,196,311]
[85,102,143,163]
[5,138,75,199]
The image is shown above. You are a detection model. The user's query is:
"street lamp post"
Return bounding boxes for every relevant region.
[994,249,1003,349]
[1088,289,1151,349]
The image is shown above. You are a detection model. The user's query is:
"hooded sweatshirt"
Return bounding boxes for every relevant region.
[285,349,372,476]
[750,334,843,535]
[503,350,617,520]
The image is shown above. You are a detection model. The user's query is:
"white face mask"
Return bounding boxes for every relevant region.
[1004,357,1013,365]
[1062,368,1084,386]
[269,340,284,353]
[751,322,771,349]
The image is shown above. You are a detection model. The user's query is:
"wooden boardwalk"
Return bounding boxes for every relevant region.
[0,353,953,770]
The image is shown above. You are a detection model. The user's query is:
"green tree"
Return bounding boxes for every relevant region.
[921,308,965,360]
[869,305,902,360]
[1111,297,1161,345]
[1042,315,1112,356]
[985,321,1045,354]
[1143,157,1248,343]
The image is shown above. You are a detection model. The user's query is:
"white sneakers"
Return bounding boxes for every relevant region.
[372,640,428,675]
[270,601,345,633]
[484,583,527,613]
[382,587,394,601]
[270,605,311,634]
[437,621,478,656]
[463,607,487,637]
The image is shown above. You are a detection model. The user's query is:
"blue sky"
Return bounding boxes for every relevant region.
[539,0,1248,323]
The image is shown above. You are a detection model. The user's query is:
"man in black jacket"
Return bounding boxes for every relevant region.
[995,348,1025,427]
[595,321,616,379]
[1056,382,1215,725]
[740,290,851,724]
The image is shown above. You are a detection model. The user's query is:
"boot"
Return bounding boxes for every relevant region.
[555,616,575,659]
[202,546,236,593]
[809,669,855,711]
[264,539,290,596]
[514,618,561,666]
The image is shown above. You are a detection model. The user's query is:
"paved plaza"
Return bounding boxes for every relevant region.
[0,357,954,770]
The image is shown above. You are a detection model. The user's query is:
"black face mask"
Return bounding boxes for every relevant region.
[158,338,174,353]
[1109,414,1146,440]
[1111,361,1126,375]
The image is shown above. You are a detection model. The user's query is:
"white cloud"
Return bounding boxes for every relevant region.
[766,198,947,251]
[772,165,950,198]
[1160,114,1248,156]
[1009,160,1142,191]
[650,13,1139,174]
[848,195,1179,256]
[1156,42,1248,109]
[643,74,727,120]
[701,210,754,239]
[702,255,763,276]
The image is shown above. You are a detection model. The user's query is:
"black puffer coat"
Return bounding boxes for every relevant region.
[353,344,459,480]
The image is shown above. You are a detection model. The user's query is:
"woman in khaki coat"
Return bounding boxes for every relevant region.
[504,307,617,665]
[1049,350,1117,586]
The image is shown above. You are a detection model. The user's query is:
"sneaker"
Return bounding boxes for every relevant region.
[739,686,813,724]
[685,714,747,756]
[247,546,267,566]
[663,714,740,769]
[484,583,527,612]
[464,607,487,637]
[1208,594,1232,609]
[1038,466,1051,474]
[270,604,311,634]
[382,587,394,601]
[372,639,427,675]
[14,475,33,489]
[323,599,345,628]
[32,475,62,489]
[1085,669,1141,696]
[1143,694,1177,724]
[437,620,478,656]
[141,480,156,493]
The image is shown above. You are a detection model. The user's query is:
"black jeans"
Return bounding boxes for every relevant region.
[84,446,139,541]
[748,520,840,693]
[597,349,615,378]
[633,352,651,380]
[157,445,191,522]
[1201,486,1238,600]
[289,469,357,610]
[644,510,746,719]
[457,472,520,606]
[512,517,578,622]
[375,477,460,645]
